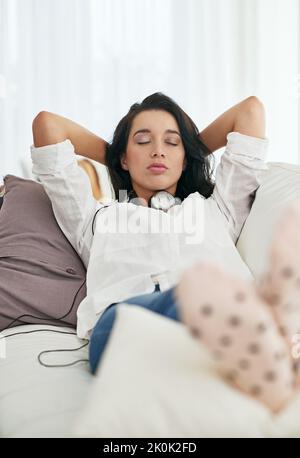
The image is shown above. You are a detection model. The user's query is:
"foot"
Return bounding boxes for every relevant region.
[257,200,300,383]
[175,262,294,412]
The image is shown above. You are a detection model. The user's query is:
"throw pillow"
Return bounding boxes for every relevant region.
[0,175,86,331]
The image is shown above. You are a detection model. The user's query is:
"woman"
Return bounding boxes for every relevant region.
[31,92,300,412]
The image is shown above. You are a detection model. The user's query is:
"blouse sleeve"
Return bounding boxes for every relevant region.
[211,131,269,243]
[31,139,103,267]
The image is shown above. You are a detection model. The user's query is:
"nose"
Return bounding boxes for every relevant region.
[150,148,166,158]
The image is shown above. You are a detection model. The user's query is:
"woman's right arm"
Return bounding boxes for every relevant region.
[31,114,106,267]
[32,111,108,164]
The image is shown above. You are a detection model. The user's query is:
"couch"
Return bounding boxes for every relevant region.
[1,161,300,438]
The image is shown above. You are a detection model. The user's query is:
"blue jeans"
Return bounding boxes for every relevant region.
[89,285,179,374]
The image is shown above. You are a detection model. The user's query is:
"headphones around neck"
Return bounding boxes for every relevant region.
[127,190,181,212]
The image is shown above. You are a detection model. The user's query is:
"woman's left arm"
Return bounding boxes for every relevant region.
[210,97,269,243]
[199,96,266,153]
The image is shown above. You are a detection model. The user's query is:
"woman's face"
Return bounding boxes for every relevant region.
[121,109,186,203]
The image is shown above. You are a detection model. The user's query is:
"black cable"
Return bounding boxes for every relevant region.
[0,278,86,331]
[1,328,90,368]
[92,205,110,235]
[0,203,113,368]
[0,279,89,368]
[0,329,76,339]
[37,341,89,368]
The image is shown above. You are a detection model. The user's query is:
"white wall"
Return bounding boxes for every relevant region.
[0,0,299,182]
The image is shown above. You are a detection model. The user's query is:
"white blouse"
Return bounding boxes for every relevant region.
[31,132,269,339]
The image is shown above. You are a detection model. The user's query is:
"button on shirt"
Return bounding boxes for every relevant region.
[31,132,269,339]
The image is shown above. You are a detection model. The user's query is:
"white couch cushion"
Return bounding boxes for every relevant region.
[237,162,300,279]
[0,325,91,437]
[73,304,272,438]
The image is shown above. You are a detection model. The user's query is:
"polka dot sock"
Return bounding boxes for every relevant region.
[175,263,294,413]
[257,201,300,386]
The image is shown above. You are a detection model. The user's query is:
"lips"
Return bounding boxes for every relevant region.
[147,163,168,174]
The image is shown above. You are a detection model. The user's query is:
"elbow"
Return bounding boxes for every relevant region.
[245,96,266,131]
[244,96,265,115]
[32,111,51,148]
[32,111,53,134]
[32,111,64,148]
[234,96,266,138]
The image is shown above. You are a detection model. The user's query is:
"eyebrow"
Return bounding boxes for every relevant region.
[133,128,181,137]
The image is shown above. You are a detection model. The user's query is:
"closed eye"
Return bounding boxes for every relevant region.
[137,142,178,146]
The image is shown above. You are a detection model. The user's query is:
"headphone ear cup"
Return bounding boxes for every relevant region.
[127,190,137,201]
[127,190,147,207]
[150,191,177,212]
[128,190,179,211]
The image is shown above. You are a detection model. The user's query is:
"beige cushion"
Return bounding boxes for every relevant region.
[237,162,300,279]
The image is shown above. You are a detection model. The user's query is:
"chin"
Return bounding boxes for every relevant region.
[148,178,175,189]
[150,186,172,193]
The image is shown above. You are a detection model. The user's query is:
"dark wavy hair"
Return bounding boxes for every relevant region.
[105,92,215,201]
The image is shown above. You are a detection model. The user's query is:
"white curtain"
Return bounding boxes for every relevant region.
[0,0,299,178]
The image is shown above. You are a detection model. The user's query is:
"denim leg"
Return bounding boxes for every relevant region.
[124,286,179,321]
[89,286,179,374]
